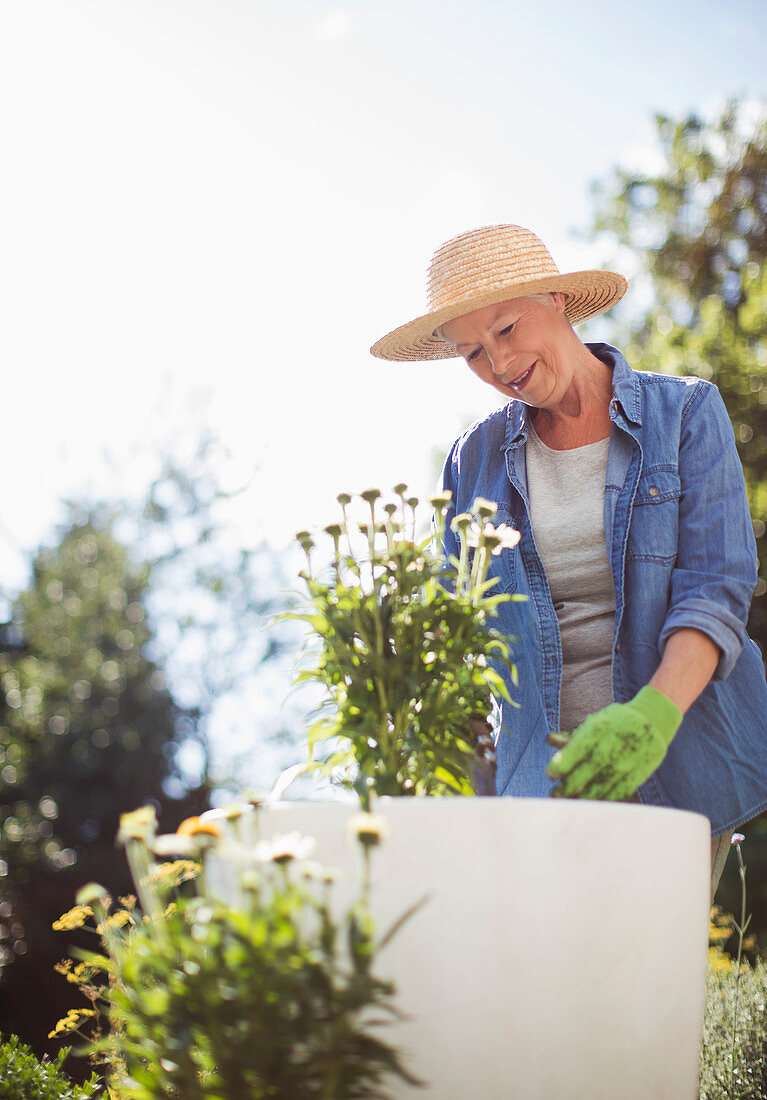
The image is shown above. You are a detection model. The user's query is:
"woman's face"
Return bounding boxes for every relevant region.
[440,293,574,407]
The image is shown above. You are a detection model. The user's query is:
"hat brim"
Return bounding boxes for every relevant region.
[370,270,628,362]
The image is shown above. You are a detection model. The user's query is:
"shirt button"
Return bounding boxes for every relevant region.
[615,643,621,654]
[649,487,659,497]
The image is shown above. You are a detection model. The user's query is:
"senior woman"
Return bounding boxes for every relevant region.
[370,224,767,898]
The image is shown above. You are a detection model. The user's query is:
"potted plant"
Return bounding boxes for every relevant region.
[209,486,711,1099]
[55,487,712,1098]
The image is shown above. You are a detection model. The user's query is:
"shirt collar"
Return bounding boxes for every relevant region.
[500,342,641,453]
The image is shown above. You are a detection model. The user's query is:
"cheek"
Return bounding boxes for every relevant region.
[468,358,492,385]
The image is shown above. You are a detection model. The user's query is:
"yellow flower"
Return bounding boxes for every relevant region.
[177,815,222,838]
[104,910,133,930]
[149,859,200,888]
[52,905,93,932]
[708,947,733,974]
[47,1008,97,1038]
[69,961,101,985]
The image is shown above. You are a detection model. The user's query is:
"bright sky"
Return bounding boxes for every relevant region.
[1,0,765,784]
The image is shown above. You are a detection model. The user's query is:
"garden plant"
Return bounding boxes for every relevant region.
[0,1032,100,1100]
[291,486,520,801]
[51,804,421,1100]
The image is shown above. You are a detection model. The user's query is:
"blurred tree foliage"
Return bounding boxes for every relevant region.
[0,431,294,1069]
[589,97,767,949]
[105,429,294,795]
[0,516,188,1061]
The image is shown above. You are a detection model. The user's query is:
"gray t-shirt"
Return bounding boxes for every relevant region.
[526,422,616,733]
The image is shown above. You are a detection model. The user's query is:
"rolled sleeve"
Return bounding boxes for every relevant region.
[658,382,758,680]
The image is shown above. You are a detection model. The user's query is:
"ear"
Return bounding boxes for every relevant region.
[550,291,566,313]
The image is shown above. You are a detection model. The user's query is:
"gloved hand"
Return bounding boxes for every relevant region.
[545,686,683,800]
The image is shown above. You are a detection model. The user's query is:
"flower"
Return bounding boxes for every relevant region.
[465,521,483,549]
[253,831,316,865]
[76,882,111,908]
[491,523,521,554]
[48,1008,97,1039]
[450,512,473,535]
[471,497,498,519]
[152,833,203,858]
[177,815,222,838]
[348,812,387,849]
[149,859,199,888]
[52,904,94,932]
[104,910,133,930]
[295,529,314,548]
[731,833,745,845]
[117,805,158,845]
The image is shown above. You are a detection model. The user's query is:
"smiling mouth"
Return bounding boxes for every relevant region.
[508,362,537,390]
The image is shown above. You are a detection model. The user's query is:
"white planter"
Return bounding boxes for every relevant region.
[208,798,710,1100]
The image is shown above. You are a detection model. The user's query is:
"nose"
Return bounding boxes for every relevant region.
[486,341,510,377]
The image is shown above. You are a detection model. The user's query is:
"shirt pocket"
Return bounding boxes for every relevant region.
[626,466,681,564]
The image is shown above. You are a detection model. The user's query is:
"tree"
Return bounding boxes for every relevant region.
[111,429,297,797]
[588,97,767,949]
[0,514,197,1063]
[0,430,299,1070]
[591,100,767,322]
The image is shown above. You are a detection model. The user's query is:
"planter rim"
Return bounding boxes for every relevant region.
[257,795,710,829]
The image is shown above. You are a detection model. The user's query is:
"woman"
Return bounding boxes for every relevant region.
[370,224,767,896]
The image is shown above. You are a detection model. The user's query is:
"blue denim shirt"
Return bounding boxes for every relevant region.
[441,343,767,836]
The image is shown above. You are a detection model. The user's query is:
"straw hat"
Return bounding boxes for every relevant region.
[370,224,628,362]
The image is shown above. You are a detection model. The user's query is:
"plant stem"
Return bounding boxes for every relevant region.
[729,839,747,1100]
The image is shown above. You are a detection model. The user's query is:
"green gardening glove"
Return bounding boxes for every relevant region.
[545,686,683,800]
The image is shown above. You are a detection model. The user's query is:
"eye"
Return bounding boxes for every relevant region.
[498,323,515,337]
[466,348,482,363]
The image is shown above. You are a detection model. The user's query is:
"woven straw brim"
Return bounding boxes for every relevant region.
[370,269,627,362]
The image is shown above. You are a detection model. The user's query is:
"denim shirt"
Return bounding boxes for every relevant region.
[441,343,767,836]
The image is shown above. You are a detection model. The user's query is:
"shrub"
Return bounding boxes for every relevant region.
[700,956,767,1099]
[700,907,767,1099]
[0,1033,100,1100]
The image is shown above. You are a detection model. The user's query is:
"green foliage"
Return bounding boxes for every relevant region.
[62,806,420,1100]
[0,517,180,981]
[1,519,175,861]
[290,488,519,799]
[700,956,767,1099]
[591,100,767,323]
[0,1033,100,1100]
